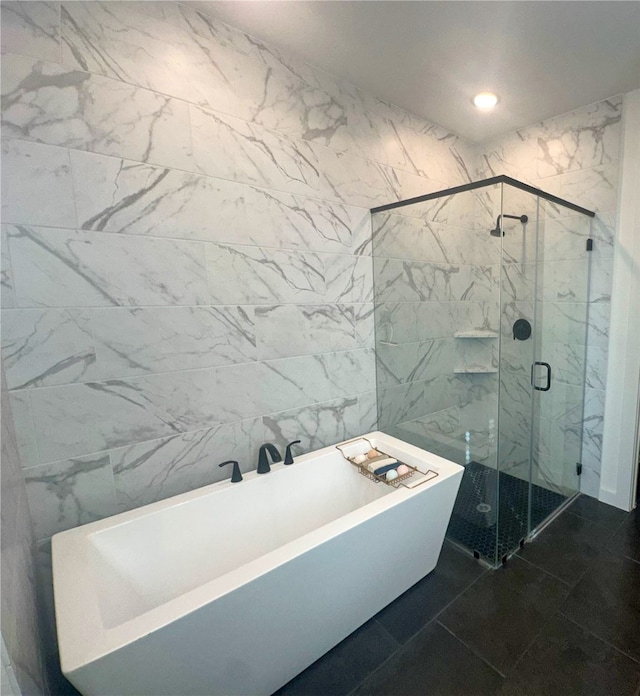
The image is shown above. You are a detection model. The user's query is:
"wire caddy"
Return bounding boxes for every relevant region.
[335,436,439,489]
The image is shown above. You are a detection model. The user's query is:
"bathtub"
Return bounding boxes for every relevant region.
[52,432,463,696]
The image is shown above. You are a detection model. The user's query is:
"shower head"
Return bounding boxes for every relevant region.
[490,219,503,237]
[490,213,529,237]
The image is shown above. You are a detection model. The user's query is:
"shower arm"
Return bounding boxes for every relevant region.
[491,213,529,237]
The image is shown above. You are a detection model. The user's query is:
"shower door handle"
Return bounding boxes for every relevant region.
[531,362,552,392]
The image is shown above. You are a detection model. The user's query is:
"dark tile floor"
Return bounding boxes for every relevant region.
[276,496,640,696]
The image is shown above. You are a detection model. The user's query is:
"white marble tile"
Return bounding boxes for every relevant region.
[539,340,587,388]
[215,349,374,424]
[1,53,193,171]
[375,258,497,304]
[414,301,458,341]
[244,187,370,255]
[255,304,356,360]
[354,303,375,348]
[377,165,442,208]
[375,303,418,345]
[585,344,608,390]
[206,243,324,305]
[373,213,492,265]
[377,119,426,175]
[32,540,56,652]
[537,215,592,262]
[31,368,226,461]
[2,308,96,389]
[581,426,602,471]
[537,302,590,346]
[71,150,246,242]
[103,2,185,24]
[583,387,605,435]
[535,96,623,178]
[91,306,256,379]
[538,259,589,303]
[545,382,584,426]
[588,255,613,304]
[589,212,615,258]
[479,129,539,182]
[23,454,117,539]
[401,407,461,450]
[8,391,39,470]
[1,228,15,309]
[377,380,428,428]
[498,370,533,422]
[8,225,209,307]
[501,262,537,303]
[262,396,361,453]
[29,368,221,462]
[325,348,376,398]
[0,2,60,63]
[190,105,329,197]
[584,302,610,348]
[417,130,476,185]
[376,338,454,388]
[1,140,75,228]
[235,51,350,149]
[61,1,237,115]
[322,254,373,303]
[111,417,265,512]
[532,163,619,214]
[455,301,500,336]
[358,390,378,434]
[455,337,498,373]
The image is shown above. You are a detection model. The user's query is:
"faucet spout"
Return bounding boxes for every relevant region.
[257,443,282,474]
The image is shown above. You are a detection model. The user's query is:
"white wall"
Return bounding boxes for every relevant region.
[600,88,640,510]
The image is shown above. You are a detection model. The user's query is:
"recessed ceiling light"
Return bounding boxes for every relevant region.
[473,92,499,110]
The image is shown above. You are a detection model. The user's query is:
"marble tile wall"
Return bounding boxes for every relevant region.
[372,189,501,467]
[480,96,623,496]
[0,0,477,608]
[1,365,48,695]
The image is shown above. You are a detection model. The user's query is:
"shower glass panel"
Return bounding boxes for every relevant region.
[530,198,590,506]
[371,177,593,567]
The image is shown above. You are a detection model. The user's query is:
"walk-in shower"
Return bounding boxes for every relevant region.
[371,175,595,567]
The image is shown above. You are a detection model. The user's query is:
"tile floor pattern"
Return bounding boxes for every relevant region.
[276,496,640,696]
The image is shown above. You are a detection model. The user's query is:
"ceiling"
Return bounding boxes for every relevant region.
[191,1,640,143]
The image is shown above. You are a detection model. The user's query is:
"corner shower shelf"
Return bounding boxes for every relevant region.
[453,366,498,374]
[454,331,499,338]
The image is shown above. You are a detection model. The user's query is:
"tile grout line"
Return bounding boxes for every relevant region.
[559,611,640,666]
[346,559,491,696]
[435,619,508,680]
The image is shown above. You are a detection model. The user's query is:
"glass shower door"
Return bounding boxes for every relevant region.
[529,199,590,526]
[497,184,589,560]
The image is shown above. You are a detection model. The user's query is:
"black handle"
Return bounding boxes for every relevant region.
[219,459,243,483]
[531,362,552,392]
[284,440,301,465]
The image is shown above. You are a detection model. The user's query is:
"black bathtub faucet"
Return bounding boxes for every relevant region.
[219,460,243,483]
[257,443,282,474]
[284,440,301,465]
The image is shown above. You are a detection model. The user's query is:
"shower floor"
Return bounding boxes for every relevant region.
[447,461,567,564]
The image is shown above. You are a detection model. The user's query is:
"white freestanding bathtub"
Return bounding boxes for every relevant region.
[52,432,463,696]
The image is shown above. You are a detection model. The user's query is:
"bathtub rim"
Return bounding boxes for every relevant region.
[53,432,463,675]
